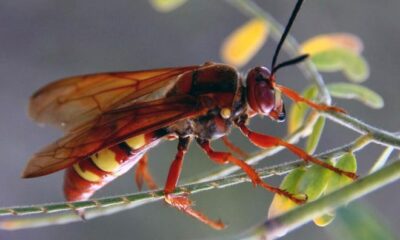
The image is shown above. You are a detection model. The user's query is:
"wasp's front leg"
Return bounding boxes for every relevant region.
[274,83,345,113]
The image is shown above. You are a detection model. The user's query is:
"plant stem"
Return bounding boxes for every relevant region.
[0,134,372,230]
[227,0,332,104]
[370,146,394,173]
[2,0,399,233]
[324,111,400,149]
[227,0,400,150]
[246,160,400,239]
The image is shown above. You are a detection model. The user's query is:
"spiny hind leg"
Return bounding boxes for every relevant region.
[135,154,158,191]
[164,137,225,230]
[197,139,306,204]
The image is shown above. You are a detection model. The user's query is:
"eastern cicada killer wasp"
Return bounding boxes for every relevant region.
[23,0,356,229]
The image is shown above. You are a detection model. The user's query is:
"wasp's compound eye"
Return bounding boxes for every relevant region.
[246,66,275,115]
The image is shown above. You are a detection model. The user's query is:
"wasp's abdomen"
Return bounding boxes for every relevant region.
[63,133,159,202]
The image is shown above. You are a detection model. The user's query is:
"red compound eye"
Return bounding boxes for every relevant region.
[246,66,286,122]
[246,66,275,115]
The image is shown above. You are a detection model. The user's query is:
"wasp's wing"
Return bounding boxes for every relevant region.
[29,66,200,131]
[23,95,208,178]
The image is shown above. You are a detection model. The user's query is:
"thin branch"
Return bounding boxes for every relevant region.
[323,111,400,149]
[369,146,394,173]
[226,0,400,150]
[247,160,400,240]
[2,0,399,233]
[0,134,372,230]
[203,0,400,184]
[226,0,332,104]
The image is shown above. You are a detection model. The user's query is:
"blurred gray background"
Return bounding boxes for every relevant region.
[1,0,399,239]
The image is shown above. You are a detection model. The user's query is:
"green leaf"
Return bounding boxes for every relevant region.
[149,0,187,12]
[314,212,335,227]
[326,153,357,193]
[288,85,318,134]
[297,160,334,201]
[281,168,306,192]
[283,159,335,227]
[269,159,335,220]
[268,168,306,218]
[311,48,369,82]
[305,117,326,154]
[328,83,384,109]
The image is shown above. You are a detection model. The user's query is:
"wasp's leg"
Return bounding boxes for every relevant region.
[274,83,345,113]
[236,122,357,179]
[221,136,249,158]
[135,154,158,191]
[197,139,306,204]
[164,137,225,230]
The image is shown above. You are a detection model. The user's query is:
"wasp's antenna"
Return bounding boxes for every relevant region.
[271,0,305,74]
[272,53,309,74]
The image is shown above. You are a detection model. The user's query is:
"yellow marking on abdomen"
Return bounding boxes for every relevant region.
[125,134,146,150]
[73,164,101,182]
[91,148,120,172]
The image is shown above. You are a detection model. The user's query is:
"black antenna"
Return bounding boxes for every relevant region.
[271,0,305,74]
[272,53,309,74]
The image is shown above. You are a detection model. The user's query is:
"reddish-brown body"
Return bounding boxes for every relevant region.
[60,63,241,202]
[23,62,352,230]
[23,0,355,230]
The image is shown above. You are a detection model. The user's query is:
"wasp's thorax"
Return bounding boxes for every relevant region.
[246,66,285,122]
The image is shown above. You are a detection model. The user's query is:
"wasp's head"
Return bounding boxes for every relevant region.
[243,0,309,122]
[245,66,285,122]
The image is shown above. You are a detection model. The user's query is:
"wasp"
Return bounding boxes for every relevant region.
[23,0,355,229]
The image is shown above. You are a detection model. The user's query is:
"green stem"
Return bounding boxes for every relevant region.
[250,160,400,239]
[0,135,372,230]
[2,0,399,233]
[370,146,394,173]
[227,0,332,104]
[227,0,400,150]
[324,112,400,149]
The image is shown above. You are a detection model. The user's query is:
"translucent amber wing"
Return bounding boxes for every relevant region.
[29,66,199,131]
[23,95,206,178]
